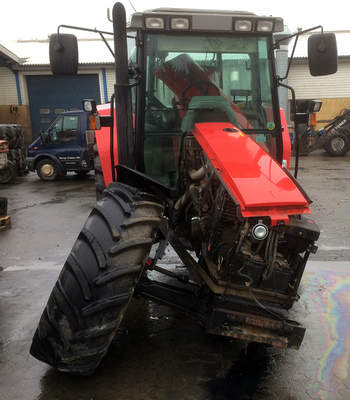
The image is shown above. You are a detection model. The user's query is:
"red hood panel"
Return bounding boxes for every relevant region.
[193,123,310,224]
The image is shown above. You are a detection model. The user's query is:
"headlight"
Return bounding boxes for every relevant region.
[312,100,322,113]
[252,223,269,240]
[145,17,164,29]
[171,17,190,30]
[257,20,274,32]
[234,20,253,32]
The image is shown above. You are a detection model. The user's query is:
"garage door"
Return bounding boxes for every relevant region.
[27,74,101,138]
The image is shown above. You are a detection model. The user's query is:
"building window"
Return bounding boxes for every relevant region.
[40,117,51,124]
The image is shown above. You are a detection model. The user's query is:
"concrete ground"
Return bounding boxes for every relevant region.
[0,151,349,400]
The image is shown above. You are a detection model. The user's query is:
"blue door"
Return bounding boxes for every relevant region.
[26,74,101,138]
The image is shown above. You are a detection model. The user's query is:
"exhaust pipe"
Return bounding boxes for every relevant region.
[113,2,135,168]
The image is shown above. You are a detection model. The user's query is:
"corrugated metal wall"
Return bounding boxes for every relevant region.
[105,68,115,101]
[0,67,18,105]
[288,60,350,99]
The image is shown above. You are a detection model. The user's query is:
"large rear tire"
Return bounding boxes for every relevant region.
[30,183,163,375]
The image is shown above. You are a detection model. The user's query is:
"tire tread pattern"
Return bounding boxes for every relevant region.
[30,182,163,375]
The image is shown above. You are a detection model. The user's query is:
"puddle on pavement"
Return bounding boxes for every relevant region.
[2,264,350,400]
[206,344,271,400]
[37,298,285,400]
[11,197,66,213]
[41,197,66,205]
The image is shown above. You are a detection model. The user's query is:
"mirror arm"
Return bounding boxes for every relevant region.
[273,25,323,50]
[278,33,300,81]
[277,80,300,179]
[55,24,134,56]
[273,25,325,82]
[56,24,114,54]
[57,24,114,37]
[98,32,115,58]
[57,24,135,41]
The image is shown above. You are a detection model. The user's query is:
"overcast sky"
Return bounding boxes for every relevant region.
[1,0,349,41]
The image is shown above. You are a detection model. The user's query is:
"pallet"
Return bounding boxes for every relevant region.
[0,215,11,230]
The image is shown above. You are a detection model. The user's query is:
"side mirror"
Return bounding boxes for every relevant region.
[308,33,337,76]
[49,33,78,75]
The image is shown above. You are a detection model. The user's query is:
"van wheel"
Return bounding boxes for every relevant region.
[30,183,163,375]
[36,159,59,181]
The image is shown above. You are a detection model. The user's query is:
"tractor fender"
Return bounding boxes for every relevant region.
[96,103,118,188]
[32,153,66,175]
[280,108,291,169]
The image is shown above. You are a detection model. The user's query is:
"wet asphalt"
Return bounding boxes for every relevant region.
[0,150,349,400]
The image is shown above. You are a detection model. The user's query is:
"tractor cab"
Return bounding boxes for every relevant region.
[128,9,285,189]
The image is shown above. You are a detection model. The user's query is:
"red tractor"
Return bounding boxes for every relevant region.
[30,4,337,375]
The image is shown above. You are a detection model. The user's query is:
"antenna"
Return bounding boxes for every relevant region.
[128,0,137,12]
[107,8,113,22]
[107,0,136,21]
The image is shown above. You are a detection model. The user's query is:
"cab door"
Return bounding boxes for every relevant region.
[46,114,83,170]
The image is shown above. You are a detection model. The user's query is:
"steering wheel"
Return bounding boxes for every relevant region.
[181,81,220,107]
[146,92,178,130]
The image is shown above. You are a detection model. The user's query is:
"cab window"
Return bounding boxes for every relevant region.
[47,115,79,143]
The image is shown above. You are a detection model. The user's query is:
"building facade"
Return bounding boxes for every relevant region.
[0,38,121,143]
[0,32,349,142]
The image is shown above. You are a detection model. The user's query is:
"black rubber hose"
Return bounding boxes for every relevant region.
[238,266,284,322]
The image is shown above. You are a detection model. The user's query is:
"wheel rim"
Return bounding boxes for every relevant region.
[331,137,345,152]
[41,163,55,177]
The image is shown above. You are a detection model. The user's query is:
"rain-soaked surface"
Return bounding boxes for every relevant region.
[1,151,350,400]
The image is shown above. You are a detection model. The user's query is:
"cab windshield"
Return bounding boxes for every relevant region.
[142,32,277,188]
[145,33,276,133]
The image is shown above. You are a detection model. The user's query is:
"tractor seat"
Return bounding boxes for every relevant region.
[181,96,238,132]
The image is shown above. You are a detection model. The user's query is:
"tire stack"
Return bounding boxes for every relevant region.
[0,125,26,181]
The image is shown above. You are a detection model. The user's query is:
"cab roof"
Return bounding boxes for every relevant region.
[129,7,284,33]
[144,8,255,16]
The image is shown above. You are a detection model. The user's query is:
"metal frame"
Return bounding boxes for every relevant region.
[136,261,305,349]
